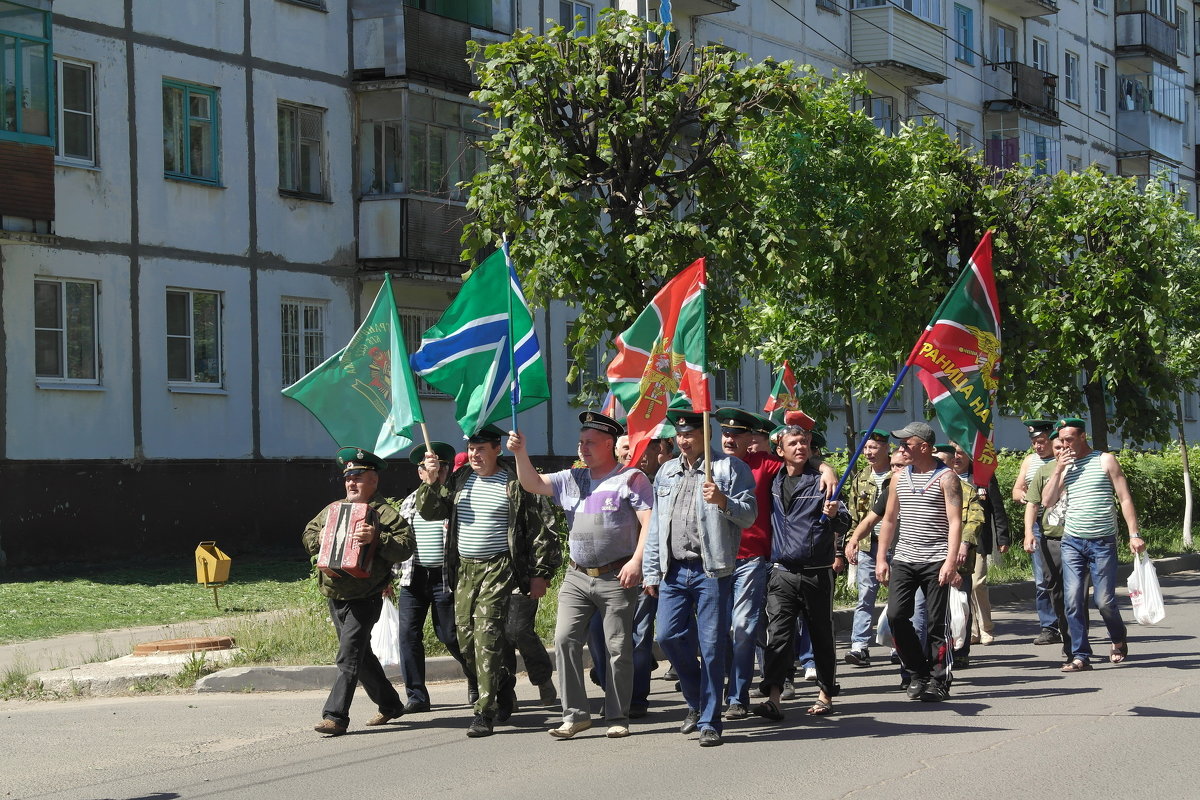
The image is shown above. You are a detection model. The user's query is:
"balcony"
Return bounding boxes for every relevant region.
[984,114,1061,175]
[1116,70,1186,162]
[983,61,1058,119]
[358,195,470,276]
[1117,110,1185,163]
[665,0,738,16]
[352,5,475,90]
[850,4,947,86]
[983,0,1058,18]
[1116,11,1179,64]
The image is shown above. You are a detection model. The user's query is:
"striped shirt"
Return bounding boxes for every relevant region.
[1025,455,1053,489]
[412,515,446,567]
[457,471,511,558]
[894,465,951,563]
[1062,451,1118,539]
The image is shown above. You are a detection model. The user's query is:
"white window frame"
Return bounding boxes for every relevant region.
[1064,51,1080,103]
[54,57,95,166]
[278,101,325,198]
[558,1,594,35]
[281,298,326,387]
[713,365,741,405]
[1031,37,1048,73]
[1095,63,1109,114]
[166,289,223,385]
[1178,8,1188,53]
[34,278,99,383]
[399,308,450,397]
[1093,0,1106,11]
[990,19,1018,63]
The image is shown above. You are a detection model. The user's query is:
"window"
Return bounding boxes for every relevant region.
[1064,52,1080,103]
[1094,63,1108,114]
[954,5,973,65]
[398,308,448,397]
[54,58,94,165]
[166,289,222,384]
[278,102,324,197]
[712,366,741,404]
[1066,155,1082,173]
[990,20,1017,63]
[565,322,604,402]
[0,1,52,143]
[281,299,325,386]
[163,80,219,183]
[1185,392,1196,421]
[852,0,940,25]
[360,92,486,198]
[283,0,326,8]
[1031,38,1048,73]
[403,0,491,28]
[855,94,896,135]
[1178,9,1188,53]
[956,120,974,147]
[35,279,97,382]
[559,1,594,35]
[1093,0,1105,10]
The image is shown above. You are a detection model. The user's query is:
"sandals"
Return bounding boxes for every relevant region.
[806,699,834,716]
[751,700,784,721]
[1110,642,1128,664]
[1060,659,1093,673]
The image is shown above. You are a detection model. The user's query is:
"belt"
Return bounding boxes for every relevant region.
[570,556,630,577]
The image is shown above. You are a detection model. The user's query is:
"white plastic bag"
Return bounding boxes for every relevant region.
[1128,553,1166,625]
[948,586,970,648]
[846,559,858,592]
[371,597,402,667]
[875,609,893,648]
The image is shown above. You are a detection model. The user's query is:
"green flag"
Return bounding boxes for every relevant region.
[409,249,549,435]
[282,275,422,458]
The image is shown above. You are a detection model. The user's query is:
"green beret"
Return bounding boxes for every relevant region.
[409,441,457,465]
[1055,416,1087,433]
[861,428,890,443]
[1022,419,1056,437]
[933,442,955,454]
[336,446,387,474]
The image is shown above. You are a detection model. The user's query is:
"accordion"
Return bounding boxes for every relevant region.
[316,502,378,578]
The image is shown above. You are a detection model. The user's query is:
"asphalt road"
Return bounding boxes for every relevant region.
[3,572,1197,800]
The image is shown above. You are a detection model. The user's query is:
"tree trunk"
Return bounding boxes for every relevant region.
[841,384,857,451]
[1177,398,1194,549]
[1083,375,1111,452]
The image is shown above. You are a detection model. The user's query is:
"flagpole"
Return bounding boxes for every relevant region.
[501,236,519,433]
[702,410,713,483]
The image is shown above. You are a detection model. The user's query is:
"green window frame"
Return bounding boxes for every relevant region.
[0,0,53,145]
[163,79,220,184]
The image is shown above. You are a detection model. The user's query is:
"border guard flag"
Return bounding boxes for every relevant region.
[607,258,710,468]
[906,232,1002,485]
[282,275,422,458]
[410,249,549,435]
[764,361,800,424]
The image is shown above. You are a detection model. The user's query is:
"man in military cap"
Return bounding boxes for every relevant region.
[644,408,757,747]
[844,428,892,667]
[1041,418,1145,673]
[1011,419,1063,645]
[509,412,653,739]
[1022,431,1072,664]
[395,442,477,713]
[303,448,415,736]
[416,425,561,737]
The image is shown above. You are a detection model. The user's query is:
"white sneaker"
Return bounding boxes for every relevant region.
[549,719,592,739]
[804,667,818,682]
[605,724,630,738]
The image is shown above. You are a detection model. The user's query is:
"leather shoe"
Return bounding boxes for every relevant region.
[538,680,558,707]
[466,714,494,738]
[314,719,347,736]
[724,703,748,720]
[698,728,723,747]
[628,704,648,719]
[467,687,480,705]
[549,719,593,738]
[679,708,700,735]
[365,711,403,726]
[402,700,430,714]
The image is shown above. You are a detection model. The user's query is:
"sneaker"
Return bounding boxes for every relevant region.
[496,687,517,723]
[844,648,870,667]
[803,667,818,683]
[920,680,950,702]
[979,631,995,645]
[905,677,929,701]
[698,728,723,747]
[680,708,700,735]
[605,724,631,738]
[724,703,748,720]
[899,677,911,692]
[466,714,495,738]
[537,680,558,707]
[1034,628,1062,646]
[365,710,405,725]
[752,684,768,698]
[780,682,796,700]
[402,700,430,714]
[313,719,347,736]
[548,719,592,739]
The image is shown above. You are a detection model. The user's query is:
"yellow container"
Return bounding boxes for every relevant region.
[195,541,231,586]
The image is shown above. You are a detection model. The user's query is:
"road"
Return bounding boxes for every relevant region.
[3,572,1197,800]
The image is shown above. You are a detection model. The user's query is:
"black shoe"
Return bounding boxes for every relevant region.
[629,704,648,719]
[663,666,679,681]
[537,680,558,707]
[920,681,950,702]
[466,714,494,738]
[673,681,682,692]
[780,682,795,701]
[953,655,970,670]
[588,668,603,687]
[905,677,929,701]
[1034,628,1063,646]
[680,708,700,735]
[899,677,911,692]
[752,684,768,698]
[844,648,871,667]
[496,687,517,723]
[724,703,748,720]
[890,651,901,665]
[467,686,479,705]
[403,700,431,714]
[698,728,723,747]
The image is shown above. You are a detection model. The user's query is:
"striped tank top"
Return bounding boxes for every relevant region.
[412,515,445,567]
[1062,451,1118,539]
[1025,455,1053,488]
[894,465,951,563]
[457,471,511,558]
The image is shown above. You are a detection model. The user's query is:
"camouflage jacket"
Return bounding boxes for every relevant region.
[849,465,889,529]
[302,494,414,600]
[413,457,562,594]
[958,476,985,576]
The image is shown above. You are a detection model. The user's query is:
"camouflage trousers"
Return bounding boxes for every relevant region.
[456,553,516,718]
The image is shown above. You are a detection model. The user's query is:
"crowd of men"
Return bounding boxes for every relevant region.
[301,410,1145,744]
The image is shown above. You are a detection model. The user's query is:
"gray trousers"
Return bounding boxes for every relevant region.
[553,566,639,724]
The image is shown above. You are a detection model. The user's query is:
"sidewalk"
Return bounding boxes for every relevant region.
[10,553,1199,695]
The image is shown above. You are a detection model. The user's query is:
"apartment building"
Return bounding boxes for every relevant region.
[1,0,1195,565]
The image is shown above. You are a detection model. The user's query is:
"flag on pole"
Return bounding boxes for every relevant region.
[764,361,800,424]
[410,249,549,436]
[282,275,422,458]
[905,232,1002,484]
[607,258,709,467]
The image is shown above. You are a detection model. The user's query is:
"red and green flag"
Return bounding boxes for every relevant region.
[906,232,1002,485]
[607,258,710,467]
[764,361,800,424]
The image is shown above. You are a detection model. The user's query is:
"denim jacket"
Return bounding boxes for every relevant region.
[643,450,757,583]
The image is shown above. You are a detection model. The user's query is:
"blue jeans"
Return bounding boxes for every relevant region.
[850,541,881,648]
[1032,520,1059,632]
[725,556,770,707]
[656,560,733,734]
[1061,535,1127,663]
[795,617,815,669]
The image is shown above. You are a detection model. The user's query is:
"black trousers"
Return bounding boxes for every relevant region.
[398,565,477,704]
[505,592,553,687]
[1040,535,1076,660]
[761,566,839,699]
[323,596,403,726]
[887,560,950,682]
